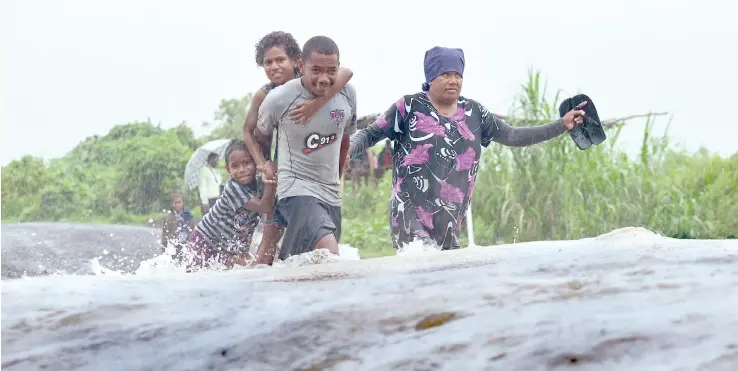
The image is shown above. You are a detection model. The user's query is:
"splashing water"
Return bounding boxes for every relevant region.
[3,225,738,371]
[91,238,364,278]
[396,238,444,257]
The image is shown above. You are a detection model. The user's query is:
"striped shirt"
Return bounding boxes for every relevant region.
[194,178,262,253]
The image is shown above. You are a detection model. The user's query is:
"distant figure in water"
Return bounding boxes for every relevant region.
[160,193,196,260]
[184,139,277,271]
[348,46,586,251]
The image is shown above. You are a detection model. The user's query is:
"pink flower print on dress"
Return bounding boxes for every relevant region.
[391,215,399,228]
[456,120,475,140]
[449,107,466,121]
[447,107,474,140]
[395,97,407,119]
[400,144,433,166]
[377,115,389,129]
[416,206,434,230]
[455,147,476,171]
[440,181,464,203]
[414,112,446,137]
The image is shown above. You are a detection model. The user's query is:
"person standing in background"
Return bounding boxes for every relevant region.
[198,152,223,214]
[349,147,376,193]
[160,193,197,260]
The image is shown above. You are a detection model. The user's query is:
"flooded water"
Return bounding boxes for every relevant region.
[1,223,162,279]
[2,224,738,370]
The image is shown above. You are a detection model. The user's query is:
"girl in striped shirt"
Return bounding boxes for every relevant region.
[184,139,277,271]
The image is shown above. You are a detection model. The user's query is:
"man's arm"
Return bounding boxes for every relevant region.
[340,83,358,179]
[339,135,350,179]
[242,89,268,168]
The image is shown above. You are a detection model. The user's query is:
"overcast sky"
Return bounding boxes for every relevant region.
[2,0,737,165]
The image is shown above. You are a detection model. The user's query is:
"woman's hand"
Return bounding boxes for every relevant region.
[562,101,587,130]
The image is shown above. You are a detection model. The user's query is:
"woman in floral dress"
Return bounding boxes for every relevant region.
[348,46,586,250]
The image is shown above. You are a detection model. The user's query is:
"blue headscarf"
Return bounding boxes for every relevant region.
[422,46,465,91]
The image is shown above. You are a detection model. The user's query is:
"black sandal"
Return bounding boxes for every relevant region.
[559,94,606,150]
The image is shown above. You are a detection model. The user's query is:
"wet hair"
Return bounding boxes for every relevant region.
[302,36,339,62]
[224,139,248,166]
[255,31,302,67]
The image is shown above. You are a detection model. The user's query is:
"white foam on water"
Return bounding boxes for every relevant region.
[92,239,365,279]
[89,257,124,276]
[396,238,444,256]
[3,227,738,371]
[132,252,189,277]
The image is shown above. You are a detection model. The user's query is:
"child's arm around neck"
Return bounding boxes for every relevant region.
[289,67,354,123]
[321,67,353,103]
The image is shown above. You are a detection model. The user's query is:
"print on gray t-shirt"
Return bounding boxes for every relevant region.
[257,78,357,207]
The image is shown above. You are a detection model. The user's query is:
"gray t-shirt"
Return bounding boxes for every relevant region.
[257,78,357,207]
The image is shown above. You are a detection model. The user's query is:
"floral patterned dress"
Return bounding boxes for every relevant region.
[349,92,565,250]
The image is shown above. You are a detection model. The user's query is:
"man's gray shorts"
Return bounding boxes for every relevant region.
[275,195,341,261]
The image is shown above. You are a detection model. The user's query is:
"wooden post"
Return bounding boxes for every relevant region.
[466,204,475,248]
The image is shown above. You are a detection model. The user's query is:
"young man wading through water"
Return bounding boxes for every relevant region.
[348,46,586,251]
[242,32,353,265]
[256,35,357,261]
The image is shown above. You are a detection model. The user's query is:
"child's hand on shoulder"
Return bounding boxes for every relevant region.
[257,161,278,184]
[289,99,323,124]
